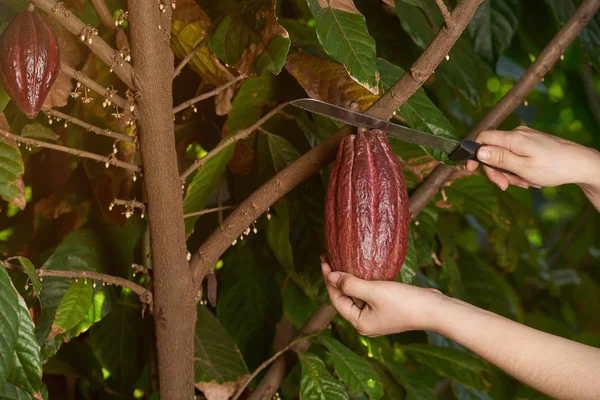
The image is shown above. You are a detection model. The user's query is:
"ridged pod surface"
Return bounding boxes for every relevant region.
[325,129,409,281]
[0,10,60,119]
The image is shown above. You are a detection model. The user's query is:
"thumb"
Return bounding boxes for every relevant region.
[477,145,525,173]
[328,271,373,303]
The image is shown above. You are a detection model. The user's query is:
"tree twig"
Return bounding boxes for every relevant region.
[42,107,135,143]
[173,39,206,79]
[435,0,454,30]
[0,128,141,173]
[183,206,236,219]
[230,333,319,400]
[180,102,289,180]
[33,0,134,89]
[172,75,246,114]
[60,64,129,110]
[90,0,115,32]
[3,261,152,309]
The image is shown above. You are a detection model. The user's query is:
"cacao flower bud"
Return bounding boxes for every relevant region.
[325,129,409,282]
[0,10,61,119]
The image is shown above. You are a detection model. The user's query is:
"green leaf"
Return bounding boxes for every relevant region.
[319,336,383,399]
[21,124,59,143]
[6,293,42,397]
[51,281,94,337]
[393,1,483,105]
[184,72,277,233]
[0,265,19,384]
[377,58,457,162]
[384,360,436,400]
[194,305,249,384]
[443,175,499,225]
[545,0,600,71]
[14,257,41,297]
[208,0,290,75]
[36,230,110,347]
[400,228,417,284]
[88,298,145,393]
[266,133,301,172]
[298,351,349,400]
[404,344,489,391]
[468,0,520,64]
[0,82,9,112]
[370,361,405,400]
[0,137,25,210]
[265,202,295,270]
[0,383,29,400]
[306,0,379,94]
[280,18,320,47]
[216,244,282,368]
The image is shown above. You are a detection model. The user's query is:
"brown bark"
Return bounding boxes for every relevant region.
[127,2,195,399]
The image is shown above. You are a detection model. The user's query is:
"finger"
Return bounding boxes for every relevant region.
[482,165,509,191]
[466,160,479,171]
[475,130,530,155]
[327,270,375,303]
[321,263,362,324]
[477,145,526,174]
[505,174,533,189]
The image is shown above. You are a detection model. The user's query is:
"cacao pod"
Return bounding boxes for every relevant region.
[0,10,60,119]
[325,129,409,282]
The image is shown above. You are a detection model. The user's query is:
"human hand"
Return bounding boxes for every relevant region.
[465,126,600,191]
[321,261,445,337]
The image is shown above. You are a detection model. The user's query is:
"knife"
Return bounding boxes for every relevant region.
[290,98,483,163]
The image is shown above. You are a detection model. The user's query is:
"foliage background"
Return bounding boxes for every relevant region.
[0,0,600,399]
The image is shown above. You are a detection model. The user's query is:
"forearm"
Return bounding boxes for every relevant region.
[431,296,600,400]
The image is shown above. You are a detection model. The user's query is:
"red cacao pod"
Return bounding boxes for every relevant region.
[325,129,409,282]
[0,10,60,119]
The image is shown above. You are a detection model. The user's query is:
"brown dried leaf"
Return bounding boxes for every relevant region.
[0,113,26,210]
[195,375,248,400]
[215,86,234,116]
[318,0,360,13]
[34,195,73,220]
[284,53,378,111]
[43,21,86,109]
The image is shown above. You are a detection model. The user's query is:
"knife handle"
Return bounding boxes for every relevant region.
[450,140,515,176]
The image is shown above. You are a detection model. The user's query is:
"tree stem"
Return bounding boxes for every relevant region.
[127,2,195,399]
[0,128,141,173]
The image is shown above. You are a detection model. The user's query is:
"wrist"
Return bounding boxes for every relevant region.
[575,147,600,191]
[419,288,452,333]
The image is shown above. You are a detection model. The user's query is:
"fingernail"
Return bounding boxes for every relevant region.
[518,183,529,189]
[328,272,341,287]
[319,255,327,264]
[532,185,542,189]
[478,148,490,161]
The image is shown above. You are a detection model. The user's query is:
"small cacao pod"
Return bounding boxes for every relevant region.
[0,10,61,119]
[325,129,409,282]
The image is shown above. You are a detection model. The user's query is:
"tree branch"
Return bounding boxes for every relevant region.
[42,107,135,143]
[183,206,236,219]
[1,128,141,173]
[33,0,134,89]
[90,0,115,32]
[173,39,206,79]
[172,75,245,114]
[180,102,289,180]
[435,0,454,30]
[245,0,600,398]
[3,261,152,310]
[60,64,129,110]
[110,198,146,218]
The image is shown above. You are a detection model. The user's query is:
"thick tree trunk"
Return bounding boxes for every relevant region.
[127,2,196,399]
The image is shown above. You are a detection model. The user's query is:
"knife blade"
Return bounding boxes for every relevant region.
[290,98,482,162]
